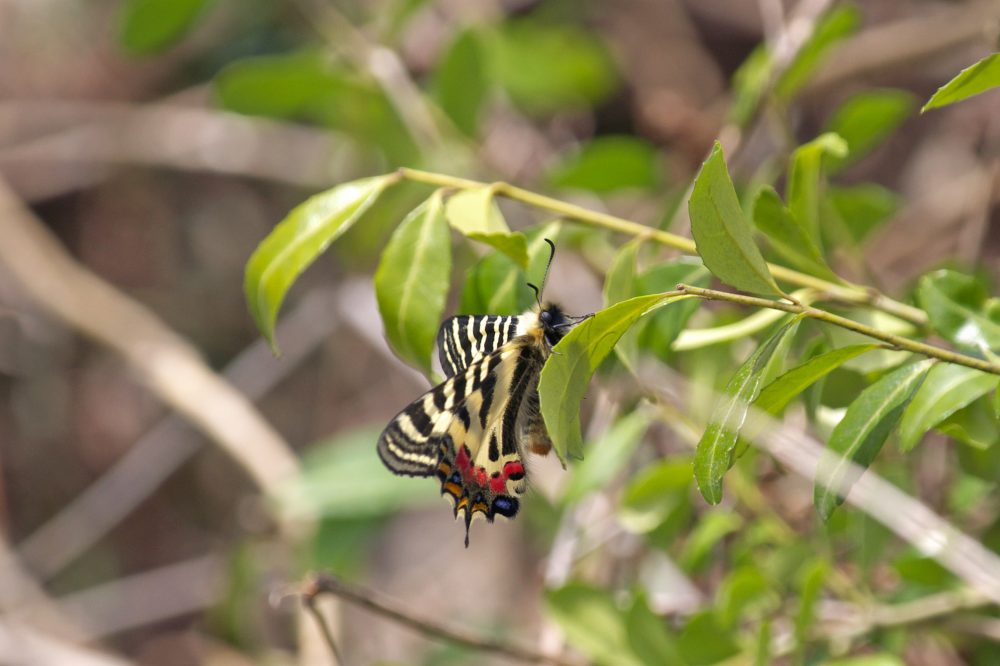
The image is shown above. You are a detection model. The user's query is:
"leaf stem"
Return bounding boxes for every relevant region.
[676,284,1000,376]
[396,167,927,326]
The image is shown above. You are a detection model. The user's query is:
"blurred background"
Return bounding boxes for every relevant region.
[1,0,999,664]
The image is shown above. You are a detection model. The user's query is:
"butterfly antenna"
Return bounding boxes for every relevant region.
[526,282,542,309]
[539,238,556,298]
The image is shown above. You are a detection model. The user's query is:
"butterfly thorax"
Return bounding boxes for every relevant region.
[517,302,573,349]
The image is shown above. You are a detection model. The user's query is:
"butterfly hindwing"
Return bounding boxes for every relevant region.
[436,315,522,377]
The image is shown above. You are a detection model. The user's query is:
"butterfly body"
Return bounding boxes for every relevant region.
[377,302,584,546]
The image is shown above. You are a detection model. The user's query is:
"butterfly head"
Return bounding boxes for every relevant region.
[538,303,591,347]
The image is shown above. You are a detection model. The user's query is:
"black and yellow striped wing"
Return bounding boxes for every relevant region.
[436,314,523,377]
[377,335,546,545]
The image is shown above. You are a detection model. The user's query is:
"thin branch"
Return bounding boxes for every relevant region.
[676,284,1000,375]
[302,573,582,666]
[302,591,344,665]
[396,167,928,326]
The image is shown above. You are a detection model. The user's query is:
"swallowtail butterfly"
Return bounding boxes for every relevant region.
[377,240,589,546]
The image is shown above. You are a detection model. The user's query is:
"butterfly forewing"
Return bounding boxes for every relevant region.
[437,315,522,377]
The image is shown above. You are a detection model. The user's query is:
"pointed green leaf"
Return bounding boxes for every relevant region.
[245,174,398,352]
[459,222,561,315]
[434,30,488,137]
[374,193,451,374]
[916,269,1000,353]
[678,611,740,665]
[898,364,998,451]
[755,344,878,415]
[626,592,684,666]
[787,133,848,247]
[689,142,783,298]
[815,359,933,520]
[694,318,802,504]
[540,293,687,462]
[445,188,528,267]
[604,237,644,369]
[922,53,1000,112]
[619,458,692,534]
[119,0,212,55]
[775,6,860,100]
[545,583,643,666]
[828,184,900,244]
[753,185,840,282]
[824,89,915,169]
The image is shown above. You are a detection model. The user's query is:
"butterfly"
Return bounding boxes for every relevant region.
[377,240,590,546]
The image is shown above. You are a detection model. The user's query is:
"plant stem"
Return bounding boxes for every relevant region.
[396,167,927,326]
[303,572,580,666]
[677,284,1000,376]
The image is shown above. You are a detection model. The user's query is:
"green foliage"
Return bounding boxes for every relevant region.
[544,583,644,666]
[374,193,451,374]
[548,137,661,193]
[752,185,839,281]
[434,30,489,137]
[755,344,877,415]
[459,222,561,315]
[689,142,783,298]
[245,174,397,351]
[775,6,861,100]
[917,269,1000,353]
[824,89,915,169]
[539,293,686,462]
[444,188,528,267]
[694,318,801,504]
[118,0,212,55]
[922,53,1000,111]
[787,132,848,248]
[562,409,653,503]
[490,20,619,116]
[815,359,933,519]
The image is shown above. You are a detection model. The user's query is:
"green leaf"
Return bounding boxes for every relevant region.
[824,89,915,169]
[435,30,489,136]
[753,185,839,282]
[673,308,789,351]
[794,560,828,654]
[716,567,777,628]
[626,592,684,666]
[694,318,802,504]
[815,359,933,520]
[922,53,1000,112]
[917,269,1000,352]
[639,260,712,356]
[775,6,861,100]
[677,611,740,666]
[490,21,618,116]
[563,410,653,503]
[374,193,451,374]
[755,344,878,415]
[943,399,1000,451]
[897,364,998,451]
[540,293,687,462]
[278,426,439,519]
[548,136,661,193]
[545,583,643,666]
[445,188,528,267]
[730,45,773,126]
[118,0,211,55]
[245,175,398,352]
[680,509,744,571]
[787,133,848,247]
[604,238,644,369]
[215,52,344,119]
[619,459,692,534]
[828,184,900,244]
[459,222,561,315]
[689,142,783,298]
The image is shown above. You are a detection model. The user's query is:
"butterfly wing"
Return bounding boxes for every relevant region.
[378,336,545,546]
[436,315,522,377]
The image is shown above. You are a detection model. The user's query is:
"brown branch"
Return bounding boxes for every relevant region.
[301,573,582,666]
